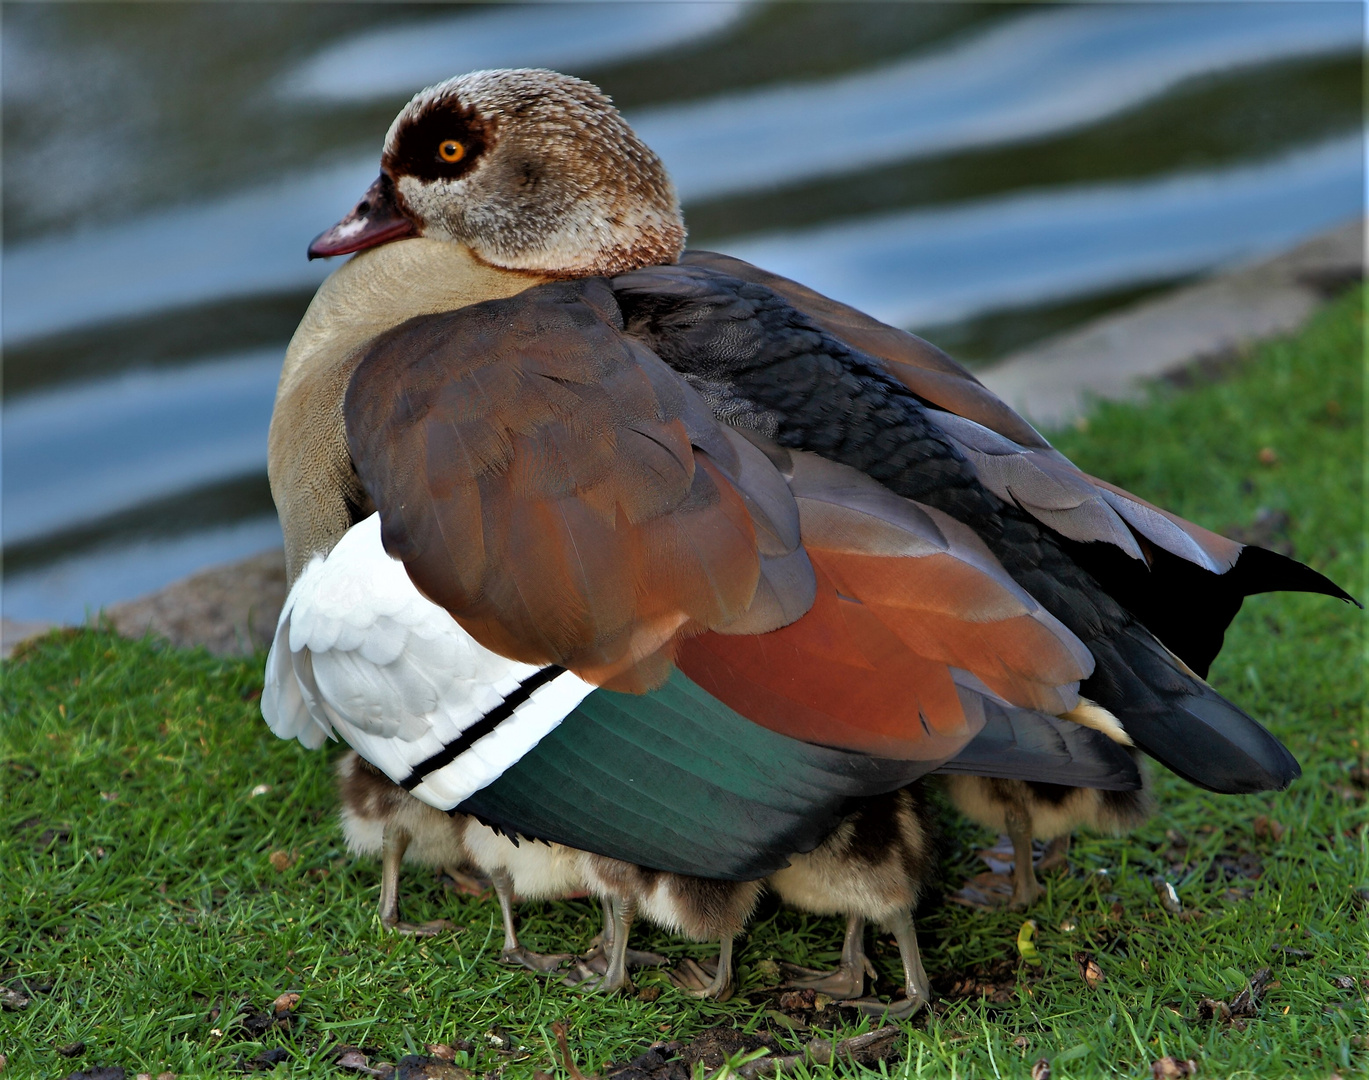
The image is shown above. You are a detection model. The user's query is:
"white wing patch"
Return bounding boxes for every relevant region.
[262,513,595,810]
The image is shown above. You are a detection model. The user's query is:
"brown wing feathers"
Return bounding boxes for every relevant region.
[677,449,1094,757]
[346,280,768,690]
[787,450,1092,712]
[684,445,1097,752]
[678,562,976,760]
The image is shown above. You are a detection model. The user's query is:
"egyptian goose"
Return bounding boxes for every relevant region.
[261,70,1354,982]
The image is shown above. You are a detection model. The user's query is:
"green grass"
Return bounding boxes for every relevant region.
[3,288,1364,1079]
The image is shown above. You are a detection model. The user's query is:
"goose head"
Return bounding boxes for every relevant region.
[308,68,685,277]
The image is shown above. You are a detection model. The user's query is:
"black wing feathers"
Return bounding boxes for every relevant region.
[935,702,1141,790]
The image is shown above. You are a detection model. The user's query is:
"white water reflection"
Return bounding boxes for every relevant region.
[6,2,1358,347]
[637,2,1362,201]
[1,518,283,626]
[725,134,1364,330]
[281,2,749,103]
[3,349,282,545]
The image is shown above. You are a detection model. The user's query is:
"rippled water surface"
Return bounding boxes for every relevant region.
[3,2,1363,623]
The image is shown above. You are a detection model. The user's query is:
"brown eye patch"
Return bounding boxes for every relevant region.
[385,99,492,182]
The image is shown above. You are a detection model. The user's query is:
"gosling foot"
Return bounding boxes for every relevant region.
[844,992,929,1020]
[381,915,458,937]
[1007,869,1045,912]
[500,945,573,974]
[778,958,870,1000]
[575,942,669,975]
[441,866,493,897]
[568,964,634,994]
[670,939,734,1001]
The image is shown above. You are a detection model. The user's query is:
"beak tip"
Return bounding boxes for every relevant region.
[307,229,338,261]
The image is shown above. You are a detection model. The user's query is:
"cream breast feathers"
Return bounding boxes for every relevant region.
[277,237,545,403]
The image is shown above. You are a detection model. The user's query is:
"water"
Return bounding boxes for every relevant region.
[2,2,1363,625]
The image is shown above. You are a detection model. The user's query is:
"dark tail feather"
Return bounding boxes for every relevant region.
[1093,626,1300,794]
[1063,539,1359,678]
[1163,689,1302,792]
[935,700,1141,790]
[1233,545,1360,606]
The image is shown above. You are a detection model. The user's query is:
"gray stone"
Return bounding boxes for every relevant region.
[1,617,61,659]
[977,217,1364,428]
[102,547,287,657]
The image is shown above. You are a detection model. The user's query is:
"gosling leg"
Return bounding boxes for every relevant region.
[590,895,638,994]
[378,822,455,936]
[1005,801,1044,910]
[574,898,668,976]
[492,868,571,973]
[779,913,871,999]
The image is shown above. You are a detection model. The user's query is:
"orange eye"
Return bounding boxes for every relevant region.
[438,140,465,163]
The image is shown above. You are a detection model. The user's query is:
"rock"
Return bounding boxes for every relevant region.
[103,548,286,656]
[978,218,1363,427]
[1,617,61,659]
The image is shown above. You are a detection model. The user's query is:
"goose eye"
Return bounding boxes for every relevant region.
[438,140,465,164]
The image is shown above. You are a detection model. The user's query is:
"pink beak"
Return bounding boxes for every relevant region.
[308,174,417,259]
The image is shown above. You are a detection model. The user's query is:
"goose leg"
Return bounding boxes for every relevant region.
[779,913,871,999]
[378,822,455,936]
[851,907,931,1020]
[1005,801,1044,910]
[669,936,735,1001]
[492,869,571,973]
